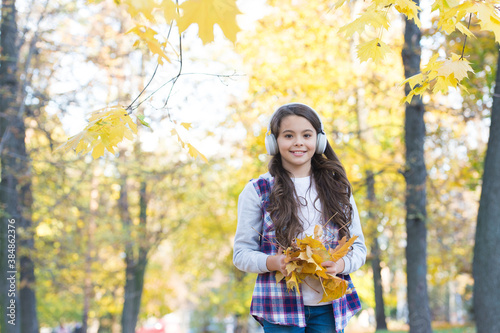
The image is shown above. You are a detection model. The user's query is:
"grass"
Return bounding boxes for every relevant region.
[374,327,475,333]
[346,324,476,333]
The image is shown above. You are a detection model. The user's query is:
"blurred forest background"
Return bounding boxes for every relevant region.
[1,0,499,332]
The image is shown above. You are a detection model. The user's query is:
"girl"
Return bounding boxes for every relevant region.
[233,103,366,333]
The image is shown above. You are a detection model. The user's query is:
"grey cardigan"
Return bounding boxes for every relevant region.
[233,172,367,275]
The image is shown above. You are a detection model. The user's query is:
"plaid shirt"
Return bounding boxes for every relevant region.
[249,176,362,331]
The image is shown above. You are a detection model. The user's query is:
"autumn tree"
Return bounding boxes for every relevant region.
[32,1,244,331]
[0,0,39,331]
[347,1,389,324]
[400,1,433,331]
[59,0,241,160]
[473,48,500,333]
[116,144,191,333]
[169,158,250,331]
[118,149,149,333]
[421,19,498,324]
[334,1,499,331]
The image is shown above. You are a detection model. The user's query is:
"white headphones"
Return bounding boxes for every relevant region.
[265,103,328,156]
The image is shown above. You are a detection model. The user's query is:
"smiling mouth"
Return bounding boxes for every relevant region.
[291,151,306,156]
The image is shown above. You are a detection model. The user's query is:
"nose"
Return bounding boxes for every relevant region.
[294,137,304,146]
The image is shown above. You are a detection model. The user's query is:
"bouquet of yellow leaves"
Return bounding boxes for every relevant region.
[275,225,358,303]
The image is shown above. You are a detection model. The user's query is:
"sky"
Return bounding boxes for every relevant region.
[50,0,491,162]
[50,0,270,160]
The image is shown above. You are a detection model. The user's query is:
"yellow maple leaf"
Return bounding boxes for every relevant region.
[57,105,138,159]
[314,225,323,239]
[395,0,422,27]
[401,72,424,90]
[472,2,500,43]
[127,25,170,64]
[413,82,429,95]
[356,38,391,63]
[92,143,105,160]
[329,236,358,262]
[436,54,474,81]
[456,22,475,38]
[402,53,473,100]
[274,225,356,301]
[402,88,418,105]
[286,272,301,295]
[339,9,389,37]
[177,0,241,44]
[181,122,192,130]
[437,5,461,33]
[297,235,323,249]
[171,124,208,163]
[432,75,458,93]
[300,262,318,275]
[187,143,208,163]
[160,0,179,22]
[320,276,348,302]
[121,0,157,21]
[422,53,441,73]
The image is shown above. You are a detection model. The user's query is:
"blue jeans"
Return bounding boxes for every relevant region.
[261,304,343,333]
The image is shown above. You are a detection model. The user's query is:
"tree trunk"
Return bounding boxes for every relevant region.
[371,238,387,331]
[472,48,500,333]
[82,166,99,333]
[233,314,246,333]
[365,171,388,331]
[367,172,388,331]
[0,0,38,332]
[402,3,432,332]
[352,27,388,326]
[120,172,149,333]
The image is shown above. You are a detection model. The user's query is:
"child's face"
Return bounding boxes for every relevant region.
[276,115,317,178]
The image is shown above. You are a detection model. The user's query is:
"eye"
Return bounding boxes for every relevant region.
[304,133,312,138]
[284,134,293,139]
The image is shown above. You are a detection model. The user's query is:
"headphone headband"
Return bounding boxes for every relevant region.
[267,103,325,133]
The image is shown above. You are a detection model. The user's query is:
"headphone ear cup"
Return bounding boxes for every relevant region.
[265,133,279,155]
[316,133,327,154]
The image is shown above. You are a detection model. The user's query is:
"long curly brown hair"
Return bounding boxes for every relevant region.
[266,104,353,248]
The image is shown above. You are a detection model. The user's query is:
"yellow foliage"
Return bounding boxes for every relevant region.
[402,72,424,90]
[473,1,500,43]
[177,0,241,44]
[121,0,158,21]
[57,105,138,159]
[356,38,392,63]
[335,0,499,100]
[338,7,390,37]
[171,126,208,163]
[434,0,473,34]
[127,25,170,64]
[117,0,241,47]
[394,0,422,27]
[71,0,241,160]
[275,225,358,302]
[436,53,473,81]
[455,22,475,38]
[160,0,179,23]
[402,53,473,103]
[187,143,208,163]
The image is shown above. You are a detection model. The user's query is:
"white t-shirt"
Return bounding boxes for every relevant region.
[293,176,330,306]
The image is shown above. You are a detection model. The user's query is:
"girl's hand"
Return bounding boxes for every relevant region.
[266,253,288,276]
[321,258,345,276]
